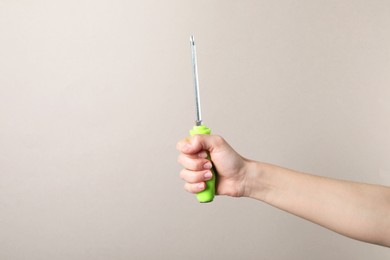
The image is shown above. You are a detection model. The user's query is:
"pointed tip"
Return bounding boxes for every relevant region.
[190,35,195,44]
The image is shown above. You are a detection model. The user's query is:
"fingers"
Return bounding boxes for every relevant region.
[179,168,213,183]
[180,168,213,194]
[177,153,212,171]
[184,182,206,193]
[177,135,225,195]
[176,134,226,155]
[176,138,191,153]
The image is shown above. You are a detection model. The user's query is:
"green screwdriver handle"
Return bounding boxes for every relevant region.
[189,125,216,203]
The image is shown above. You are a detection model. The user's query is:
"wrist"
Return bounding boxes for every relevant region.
[242,160,272,201]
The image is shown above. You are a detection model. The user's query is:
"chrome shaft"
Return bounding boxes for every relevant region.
[190,35,202,126]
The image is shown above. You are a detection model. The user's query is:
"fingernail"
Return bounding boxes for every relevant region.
[198,183,205,189]
[198,151,207,158]
[204,162,212,169]
[204,171,212,180]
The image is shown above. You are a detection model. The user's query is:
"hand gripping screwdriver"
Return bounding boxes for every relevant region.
[189,35,216,203]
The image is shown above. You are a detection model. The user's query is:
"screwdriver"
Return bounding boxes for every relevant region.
[189,35,216,203]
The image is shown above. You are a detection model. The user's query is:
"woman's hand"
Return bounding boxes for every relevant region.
[176,135,251,197]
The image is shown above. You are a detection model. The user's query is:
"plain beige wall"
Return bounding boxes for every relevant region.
[1,0,389,259]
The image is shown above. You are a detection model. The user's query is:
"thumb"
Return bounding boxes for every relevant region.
[177,135,225,155]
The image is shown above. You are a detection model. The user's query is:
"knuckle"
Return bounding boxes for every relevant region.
[184,182,205,193]
[177,154,183,165]
[176,138,189,151]
[213,135,225,146]
[184,183,194,193]
[179,169,186,180]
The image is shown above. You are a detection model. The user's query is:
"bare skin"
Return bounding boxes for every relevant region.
[177,135,390,247]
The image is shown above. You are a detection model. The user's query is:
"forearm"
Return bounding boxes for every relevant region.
[244,160,390,247]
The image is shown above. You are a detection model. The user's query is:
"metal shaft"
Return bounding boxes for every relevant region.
[190,35,202,126]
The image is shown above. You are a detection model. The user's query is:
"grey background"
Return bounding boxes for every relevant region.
[1,0,389,259]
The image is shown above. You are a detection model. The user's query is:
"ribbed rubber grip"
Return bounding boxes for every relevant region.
[189,125,216,203]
